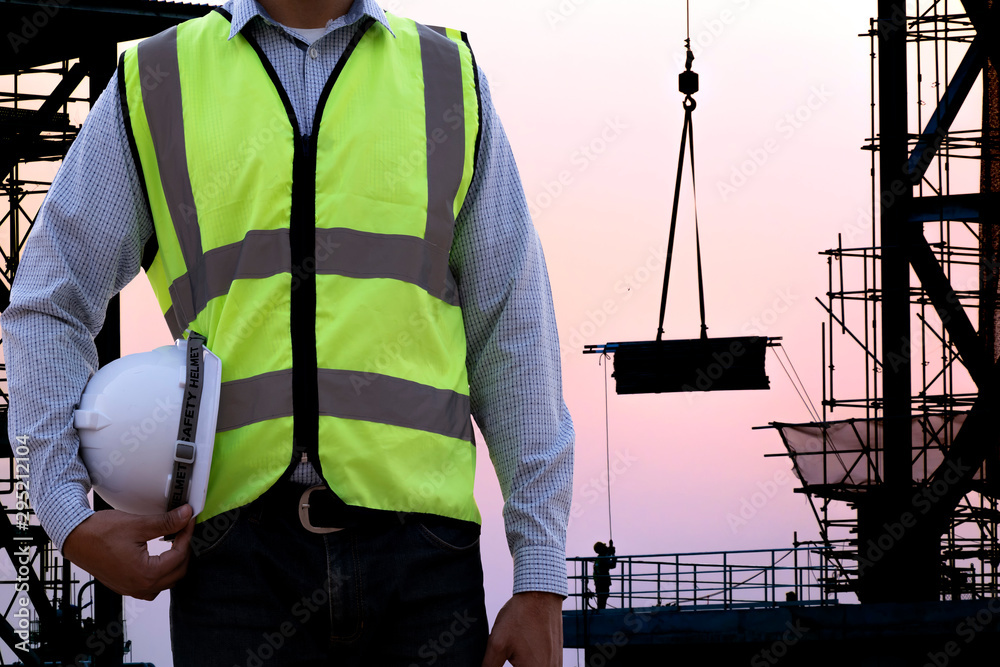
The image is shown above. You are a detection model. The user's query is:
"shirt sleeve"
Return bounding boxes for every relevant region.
[450,66,575,597]
[2,69,154,553]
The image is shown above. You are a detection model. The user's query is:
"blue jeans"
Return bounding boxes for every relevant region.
[170,482,489,666]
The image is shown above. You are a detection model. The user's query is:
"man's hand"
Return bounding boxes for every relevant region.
[63,504,196,601]
[481,591,563,667]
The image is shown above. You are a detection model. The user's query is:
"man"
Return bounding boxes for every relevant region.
[3,0,574,664]
[593,540,617,611]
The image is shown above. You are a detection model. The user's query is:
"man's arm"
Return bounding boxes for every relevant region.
[450,66,574,667]
[4,69,146,550]
[3,70,194,597]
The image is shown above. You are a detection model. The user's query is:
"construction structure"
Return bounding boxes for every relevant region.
[566,0,1000,663]
[771,0,1000,606]
[0,0,208,663]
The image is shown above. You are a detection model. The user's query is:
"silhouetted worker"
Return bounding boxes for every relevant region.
[593,540,617,610]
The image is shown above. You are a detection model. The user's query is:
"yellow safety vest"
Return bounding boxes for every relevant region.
[119,8,482,524]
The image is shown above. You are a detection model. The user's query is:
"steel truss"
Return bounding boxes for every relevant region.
[770,0,1000,604]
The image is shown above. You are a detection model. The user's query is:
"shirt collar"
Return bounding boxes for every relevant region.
[224,0,395,41]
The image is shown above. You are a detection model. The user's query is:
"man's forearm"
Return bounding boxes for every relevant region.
[451,67,574,596]
[5,252,102,551]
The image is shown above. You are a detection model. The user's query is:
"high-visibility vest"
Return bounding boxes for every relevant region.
[119,8,482,524]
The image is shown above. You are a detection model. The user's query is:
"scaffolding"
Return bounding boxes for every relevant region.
[767,0,1000,604]
[1,56,96,667]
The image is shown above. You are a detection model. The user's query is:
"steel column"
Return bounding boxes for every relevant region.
[88,38,124,667]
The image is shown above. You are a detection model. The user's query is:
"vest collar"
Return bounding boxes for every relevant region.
[224,0,395,41]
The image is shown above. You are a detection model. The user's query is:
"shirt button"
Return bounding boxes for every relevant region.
[309,46,319,60]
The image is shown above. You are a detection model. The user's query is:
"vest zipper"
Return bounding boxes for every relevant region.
[239,17,376,480]
[290,131,319,472]
[291,18,376,479]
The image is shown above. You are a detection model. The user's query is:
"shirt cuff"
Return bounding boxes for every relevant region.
[512,544,568,597]
[36,485,94,555]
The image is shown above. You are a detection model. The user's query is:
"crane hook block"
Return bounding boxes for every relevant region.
[679,70,699,96]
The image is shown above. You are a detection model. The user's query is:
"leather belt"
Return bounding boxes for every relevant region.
[298,485,346,534]
[262,481,406,534]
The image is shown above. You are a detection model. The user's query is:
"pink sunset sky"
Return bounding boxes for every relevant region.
[9,0,979,664]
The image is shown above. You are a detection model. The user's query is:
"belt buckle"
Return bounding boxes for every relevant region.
[298,485,343,534]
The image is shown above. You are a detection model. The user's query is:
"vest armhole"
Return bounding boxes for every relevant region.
[117,51,159,272]
[460,31,484,189]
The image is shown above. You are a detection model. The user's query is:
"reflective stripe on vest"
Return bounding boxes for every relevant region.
[121,9,481,524]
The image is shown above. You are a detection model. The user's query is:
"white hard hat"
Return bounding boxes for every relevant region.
[74,334,221,517]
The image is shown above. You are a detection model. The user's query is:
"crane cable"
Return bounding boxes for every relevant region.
[769,345,821,422]
[600,352,614,543]
[686,0,691,43]
[595,0,702,553]
[656,0,708,342]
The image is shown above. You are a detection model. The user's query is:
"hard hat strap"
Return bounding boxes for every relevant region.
[168,331,208,511]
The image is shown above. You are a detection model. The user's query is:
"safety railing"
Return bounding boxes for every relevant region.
[567,546,838,613]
